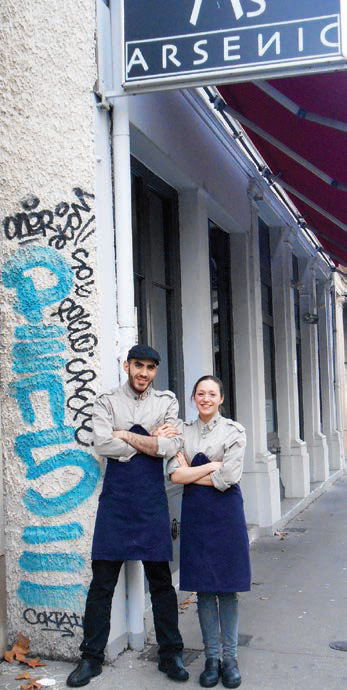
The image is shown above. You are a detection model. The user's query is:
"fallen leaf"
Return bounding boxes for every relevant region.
[20,683,42,690]
[27,658,46,668]
[16,672,32,680]
[4,633,31,663]
[17,634,30,653]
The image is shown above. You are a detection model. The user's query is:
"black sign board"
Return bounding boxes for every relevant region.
[121,0,346,92]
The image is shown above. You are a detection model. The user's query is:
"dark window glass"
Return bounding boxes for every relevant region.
[209,223,235,419]
[292,253,304,439]
[259,219,277,435]
[131,159,184,410]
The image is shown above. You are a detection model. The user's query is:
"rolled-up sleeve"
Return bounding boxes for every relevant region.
[92,396,136,460]
[166,454,181,476]
[211,428,246,492]
[156,399,184,460]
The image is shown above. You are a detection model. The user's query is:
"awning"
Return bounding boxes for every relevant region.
[217,72,347,266]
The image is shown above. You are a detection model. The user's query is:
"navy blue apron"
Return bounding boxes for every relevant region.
[180,453,251,593]
[92,425,172,561]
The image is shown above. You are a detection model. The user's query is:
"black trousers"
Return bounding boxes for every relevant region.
[80,560,183,663]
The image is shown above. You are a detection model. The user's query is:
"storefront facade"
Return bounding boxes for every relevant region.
[0,0,345,661]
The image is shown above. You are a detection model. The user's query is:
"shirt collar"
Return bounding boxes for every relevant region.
[123,380,153,401]
[197,412,221,433]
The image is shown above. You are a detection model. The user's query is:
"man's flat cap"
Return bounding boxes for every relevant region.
[127,344,161,364]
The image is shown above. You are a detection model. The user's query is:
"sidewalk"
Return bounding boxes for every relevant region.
[1,474,346,690]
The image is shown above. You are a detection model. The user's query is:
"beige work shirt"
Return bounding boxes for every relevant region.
[166,412,246,491]
[92,381,183,462]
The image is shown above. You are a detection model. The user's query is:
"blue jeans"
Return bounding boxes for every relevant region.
[197,592,239,661]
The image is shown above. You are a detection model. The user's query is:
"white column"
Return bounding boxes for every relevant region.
[317,282,344,471]
[271,229,310,497]
[179,189,213,420]
[300,258,329,482]
[231,185,280,528]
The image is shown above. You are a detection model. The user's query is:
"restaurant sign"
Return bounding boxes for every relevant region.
[121,0,346,92]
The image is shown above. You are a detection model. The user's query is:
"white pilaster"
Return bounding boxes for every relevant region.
[317,282,344,471]
[300,259,329,482]
[231,187,280,528]
[271,230,310,498]
[179,189,214,420]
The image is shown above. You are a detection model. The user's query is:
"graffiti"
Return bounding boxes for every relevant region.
[1,190,100,616]
[23,608,84,638]
[71,248,95,299]
[52,297,98,356]
[66,358,97,447]
[2,188,95,249]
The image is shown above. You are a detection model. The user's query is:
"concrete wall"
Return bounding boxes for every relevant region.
[0,400,6,656]
[0,0,103,659]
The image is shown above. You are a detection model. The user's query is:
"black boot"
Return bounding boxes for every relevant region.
[66,658,102,687]
[158,654,189,681]
[222,658,241,688]
[199,658,221,688]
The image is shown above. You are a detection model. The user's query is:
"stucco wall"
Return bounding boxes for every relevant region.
[0,0,100,659]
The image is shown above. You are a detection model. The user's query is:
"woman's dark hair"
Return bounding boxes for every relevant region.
[191,375,224,401]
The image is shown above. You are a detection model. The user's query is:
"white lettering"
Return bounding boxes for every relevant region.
[162,44,181,68]
[224,36,241,61]
[190,0,243,26]
[247,0,266,18]
[258,31,280,57]
[193,40,208,65]
[127,48,149,74]
[320,21,339,48]
[298,27,304,52]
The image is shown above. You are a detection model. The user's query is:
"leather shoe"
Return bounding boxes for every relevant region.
[66,658,102,687]
[158,654,189,681]
[222,658,241,688]
[199,658,221,687]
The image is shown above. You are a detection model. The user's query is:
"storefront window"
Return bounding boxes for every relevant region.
[131,159,184,410]
[259,219,278,438]
[292,254,304,439]
[209,223,235,419]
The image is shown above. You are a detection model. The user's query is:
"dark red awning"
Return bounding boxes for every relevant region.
[218,72,347,266]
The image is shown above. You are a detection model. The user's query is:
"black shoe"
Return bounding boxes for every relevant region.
[66,658,102,687]
[158,654,189,681]
[199,658,221,688]
[222,659,241,688]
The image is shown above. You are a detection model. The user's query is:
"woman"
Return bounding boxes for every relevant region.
[167,376,251,689]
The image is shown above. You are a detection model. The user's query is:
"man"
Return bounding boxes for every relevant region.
[67,344,188,687]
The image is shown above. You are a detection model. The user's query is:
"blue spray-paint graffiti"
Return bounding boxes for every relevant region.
[2,218,100,617]
[2,246,74,323]
[23,524,84,544]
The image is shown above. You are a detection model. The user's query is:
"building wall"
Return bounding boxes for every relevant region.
[0,0,105,659]
[0,400,6,656]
